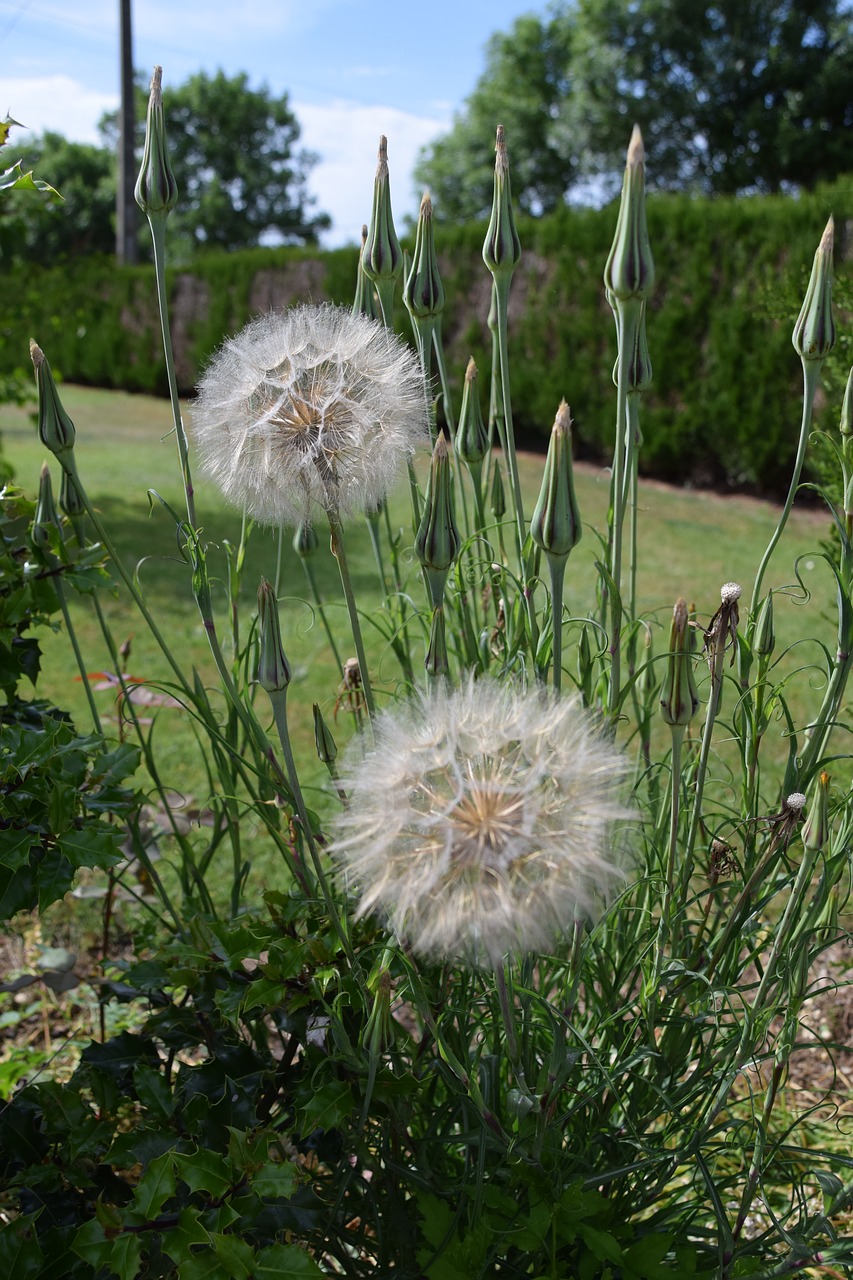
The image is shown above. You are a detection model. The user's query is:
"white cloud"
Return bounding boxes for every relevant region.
[295,99,450,248]
[2,76,117,145]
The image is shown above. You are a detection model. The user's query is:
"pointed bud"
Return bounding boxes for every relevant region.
[754,591,775,661]
[490,459,506,520]
[292,521,318,558]
[31,341,75,458]
[482,125,521,280]
[604,125,655,303]
[353,223,381,321]
[362,136,403,289]
[839,365,853,438]
[792,217,835,363]
[802,771,831,853]
[456,358,489,465]
[415,434,461,607]
[135,66,178,218]
[577,624,595,704]
[257,578,291,693]
[312,702,338,765]
[660,598,700,728]
[32,462,59,550]
[531,401,583,565]
[403,190,445,321]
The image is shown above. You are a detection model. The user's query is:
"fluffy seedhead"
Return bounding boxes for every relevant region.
[192,304,429,527]
[331,678,630,965]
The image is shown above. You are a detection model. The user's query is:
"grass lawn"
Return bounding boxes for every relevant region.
[1,383,842,905]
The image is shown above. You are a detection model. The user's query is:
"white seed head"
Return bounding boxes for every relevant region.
[191,304,429,527]
[785,792,807,813]
[720,581,742,604]
[331,677,630,966]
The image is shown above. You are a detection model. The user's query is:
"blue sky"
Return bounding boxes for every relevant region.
[1,0,539,245]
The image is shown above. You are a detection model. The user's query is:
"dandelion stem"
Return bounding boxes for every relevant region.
[684,630,727,885]
[548,558,566,694]
[300,555,345,677]
[54,577,101,735]
[495,963,534,1101]
[492,275,526,556]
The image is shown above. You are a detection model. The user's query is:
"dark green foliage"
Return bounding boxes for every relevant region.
[416,0,853,211]
[0,184,849,498]
[0,132,115,264]
[0,486,140,919]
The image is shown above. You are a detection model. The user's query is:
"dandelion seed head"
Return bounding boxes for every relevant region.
[192,304,429,527]
[785,792,807,813]
[720,581,742,604]
[331,678,630,966]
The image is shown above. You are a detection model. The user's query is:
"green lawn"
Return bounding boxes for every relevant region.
[1,383,841,900]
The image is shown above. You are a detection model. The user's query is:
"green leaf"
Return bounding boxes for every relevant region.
[72,1218,112,1268]
[578,1224,623,1266]
[298,1078,353,1136]
[174,1148,233,1197]
[177,1253,234,1280]
[251,1160,298,1199]
[0,1214,44,1274]
[133,1062,175,1120]
[160,1209,210,1266]
[57,824,124,871]
[110,1232,143,1280]
[134,1151,176,1218]
[211,1233,253,1278]
[253,1244,325,1277]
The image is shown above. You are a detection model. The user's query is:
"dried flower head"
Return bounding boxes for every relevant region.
[192,304,429,527]
[331,678,629,965]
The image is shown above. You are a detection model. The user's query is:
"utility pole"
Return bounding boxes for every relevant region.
[116,0,138,263]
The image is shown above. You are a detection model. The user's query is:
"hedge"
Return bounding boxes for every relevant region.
[2,179,850,497]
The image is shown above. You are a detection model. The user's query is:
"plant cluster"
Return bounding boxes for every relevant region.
[2,68,853,1280]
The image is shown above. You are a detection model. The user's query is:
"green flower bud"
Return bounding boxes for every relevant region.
[312,702,338,765]
[456,358,489,466]
[839,364,852,438]
[754,591,775,661]
[530,401,582,565]
[792,217,835,363]
[362,136,403,289]
[32,462,59,550]
[577,624,595,705]
[482,125,521,280]
[403,190,445,321]
[415,434,461,607]
[134,66,178,218]
[802,770,831,853]
[257,577,291,693]
[660,598,700,729]
[31,341,75,458]
[604,125,655,304]
[293,521,318,558]
[490,459,506,520]
[353,224,381,321]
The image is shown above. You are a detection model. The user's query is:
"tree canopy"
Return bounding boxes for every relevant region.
[416,0,853,220]
[0,70,328,263]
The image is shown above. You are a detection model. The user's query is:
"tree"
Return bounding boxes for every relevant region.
[416,0,853,216]
[413,10,575,222]
[101,69,329,251]
[559,0,853,194]
[0,131,114,262]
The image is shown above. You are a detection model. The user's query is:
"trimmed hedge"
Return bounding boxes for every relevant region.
[2,181,850,496]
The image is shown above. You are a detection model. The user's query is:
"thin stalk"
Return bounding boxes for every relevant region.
[753,847,817,1007]
[684,636,727,883]
[548,557,566,694]
[267,687,355,969]
[495,964,533,1101]
[328,510,377,722]
[659,726,685,960]
[607,299,642,720]
[382,502,416,685]
[749,361,819,617]
[492,275,526,556]
[274,524,285,597]
[300,556,345,677]
[54,576,101,734]
[149,215,196,529]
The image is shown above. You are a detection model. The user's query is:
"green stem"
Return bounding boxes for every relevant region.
[658,726,685,968]
[608,300,642,721]
[54,575,102,734]
[328,510,377,722]
[753,847,817,1008]
[493,276,526,556]
[149,214,197,529]
[684,633,726,883]
[548,556,566,694]
[300,556,345,677]
[267,688,355,969]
